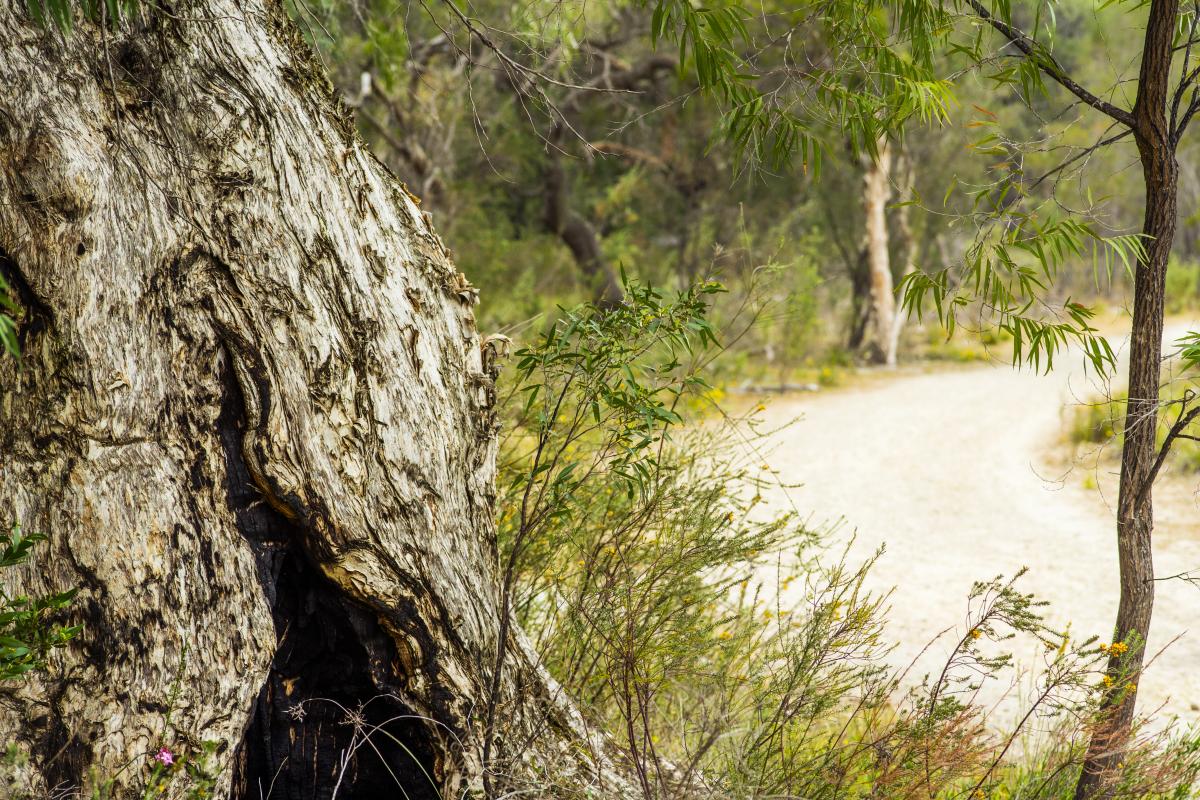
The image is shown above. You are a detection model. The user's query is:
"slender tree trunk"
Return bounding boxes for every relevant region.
[1074,2,1178,795]
[861,137,896,366]
[886,149,915,366]
[0,4,623,798]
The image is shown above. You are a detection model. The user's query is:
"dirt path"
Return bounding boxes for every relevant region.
[757,323,1200,727]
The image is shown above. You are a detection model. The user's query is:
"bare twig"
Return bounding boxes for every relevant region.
[964,0,1135,128]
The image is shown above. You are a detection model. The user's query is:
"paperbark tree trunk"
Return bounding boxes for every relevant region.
[886,149,915,366]
[0,3,620,798]
[861,137,897,366]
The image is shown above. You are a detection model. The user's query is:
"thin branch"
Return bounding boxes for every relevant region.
[964,0,1136,128]
[1177,89,1200,138]
[1153,568,1200,584]
[1170,0,1200,139]
[587,141,671,171]
[1132,391,1200,515]
[1027,128,1133,191]
[436,0,636,94]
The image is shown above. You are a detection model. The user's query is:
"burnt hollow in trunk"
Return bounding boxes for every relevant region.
[217,352,439,800]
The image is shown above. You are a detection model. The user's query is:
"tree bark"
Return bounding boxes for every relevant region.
[0,3,621,798]
[1074,1,1179,796]
[861,137,897,366]
[886,149,915,365]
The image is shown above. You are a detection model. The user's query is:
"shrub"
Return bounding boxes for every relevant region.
[494,280,1200,798]
[0,525,78,683]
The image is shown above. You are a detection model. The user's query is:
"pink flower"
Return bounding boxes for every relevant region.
[154,747,174,767]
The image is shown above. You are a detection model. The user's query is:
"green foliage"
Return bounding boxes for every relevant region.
[1165,257,1200,315]
[504,277,723,508]
[496,287,1199,798]
[900,215,1141,375]
[646,0,816,172]
[0,275,18,360]
[286,0,1196,378]
[130,741,218,800]
[643,0,954,172]
[0,525,78,683]
[1068,377,1200,473]
[23,0,138,30]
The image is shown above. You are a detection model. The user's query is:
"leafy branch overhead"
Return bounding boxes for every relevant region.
[644,0,954,172]
[900,217,1142,375]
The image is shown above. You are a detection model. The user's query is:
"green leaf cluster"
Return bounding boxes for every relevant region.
[0,525,79,683]
[24,0,138,31]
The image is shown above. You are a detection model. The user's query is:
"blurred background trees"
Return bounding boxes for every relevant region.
[295,0,1200,381]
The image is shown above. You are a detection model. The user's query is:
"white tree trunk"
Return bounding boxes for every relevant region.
[0,3,618,797]
[861,137,897,366]
[886,149,915,365]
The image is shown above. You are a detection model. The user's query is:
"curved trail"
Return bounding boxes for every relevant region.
[757,324,1200,727]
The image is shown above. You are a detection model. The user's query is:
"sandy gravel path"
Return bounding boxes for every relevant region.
[757,323,1200,727]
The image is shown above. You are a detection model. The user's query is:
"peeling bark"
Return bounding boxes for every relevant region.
[0,3,622,797]
[860,137,897,366]
[886,149,915,365]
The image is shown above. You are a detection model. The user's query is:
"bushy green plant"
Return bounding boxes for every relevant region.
[0,525,78,682]
[495,282,1200,799]
[484,277,730,785]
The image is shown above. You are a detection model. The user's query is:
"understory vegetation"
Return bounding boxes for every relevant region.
[485,282,1200,799]
[7,283,1200,798]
